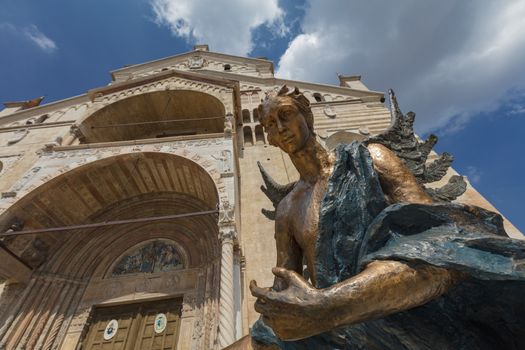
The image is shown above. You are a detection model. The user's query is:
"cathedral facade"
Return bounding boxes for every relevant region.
[0,45,521,350]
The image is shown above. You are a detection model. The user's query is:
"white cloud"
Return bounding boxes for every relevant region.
[23,25,57,53]
[466,166,482,185]
[0,22,57,53]
[150,0,286,56]
[276,0,525,134]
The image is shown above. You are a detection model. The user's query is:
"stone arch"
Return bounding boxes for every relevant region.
[78,89,226,143]
[0,152,220,269]
[0,152,223,349]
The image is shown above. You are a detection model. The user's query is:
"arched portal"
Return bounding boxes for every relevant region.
[79,90,226,143]
[0,153,223,350]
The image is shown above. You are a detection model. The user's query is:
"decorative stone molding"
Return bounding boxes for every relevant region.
[0,137,233,213]
[11,166,41,192]
[81,76,233,127]
[7,129,29,145]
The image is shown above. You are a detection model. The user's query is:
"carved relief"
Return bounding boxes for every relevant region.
[11,166,41,192]
[218,199,235,226]
[213,149,233,176]
[0,154,22,176]
[21,237,50,267]
[323,104,337,118]
[224,113,234,137]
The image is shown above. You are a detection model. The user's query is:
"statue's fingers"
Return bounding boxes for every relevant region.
[249,280,270,299]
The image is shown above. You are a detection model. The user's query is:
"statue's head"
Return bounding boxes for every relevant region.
[258,86,314,154]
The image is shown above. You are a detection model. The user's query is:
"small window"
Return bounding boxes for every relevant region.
[243,126,253,146]
[255,125,265,144]
[36,114,49,123]
[25,114,49,125]
[224,64,231,71]
[313,93,324,102]
[253,108,259,122]
[242,109,251,123]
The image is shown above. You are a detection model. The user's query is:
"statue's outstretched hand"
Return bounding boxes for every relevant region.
[250,267,331,340]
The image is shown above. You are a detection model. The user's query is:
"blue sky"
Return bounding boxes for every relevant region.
[1,0,524,233]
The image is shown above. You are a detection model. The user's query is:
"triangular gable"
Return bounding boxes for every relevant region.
[111,50,274,82]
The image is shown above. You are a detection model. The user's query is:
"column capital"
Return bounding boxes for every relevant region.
[218,226,236,243]
[69,124,85,141]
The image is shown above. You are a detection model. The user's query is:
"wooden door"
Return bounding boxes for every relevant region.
[82,299,182,350]
[133,299,182,350]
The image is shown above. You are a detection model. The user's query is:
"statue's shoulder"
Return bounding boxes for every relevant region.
[363,90,466,202]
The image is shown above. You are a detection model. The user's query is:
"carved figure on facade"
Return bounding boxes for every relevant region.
[111,240,185,276]
[218,199,235,227]
[213,150,233,176]
[20,237,50,267]
[226,86,525,350]
[224,113,234,137]
[188,55,207,69]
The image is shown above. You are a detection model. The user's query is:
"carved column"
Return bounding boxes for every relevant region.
[218,225,236,348]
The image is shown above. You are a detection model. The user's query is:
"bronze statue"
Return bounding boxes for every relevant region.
[227,86,525,350]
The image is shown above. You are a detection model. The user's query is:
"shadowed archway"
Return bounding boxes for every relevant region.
[79,90,226,143]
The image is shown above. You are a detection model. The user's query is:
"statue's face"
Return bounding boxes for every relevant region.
[260,97,311,154]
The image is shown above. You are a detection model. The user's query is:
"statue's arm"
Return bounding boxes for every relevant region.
[273,214,303,292]
[367,143,433,204]
[251,260,463,341]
